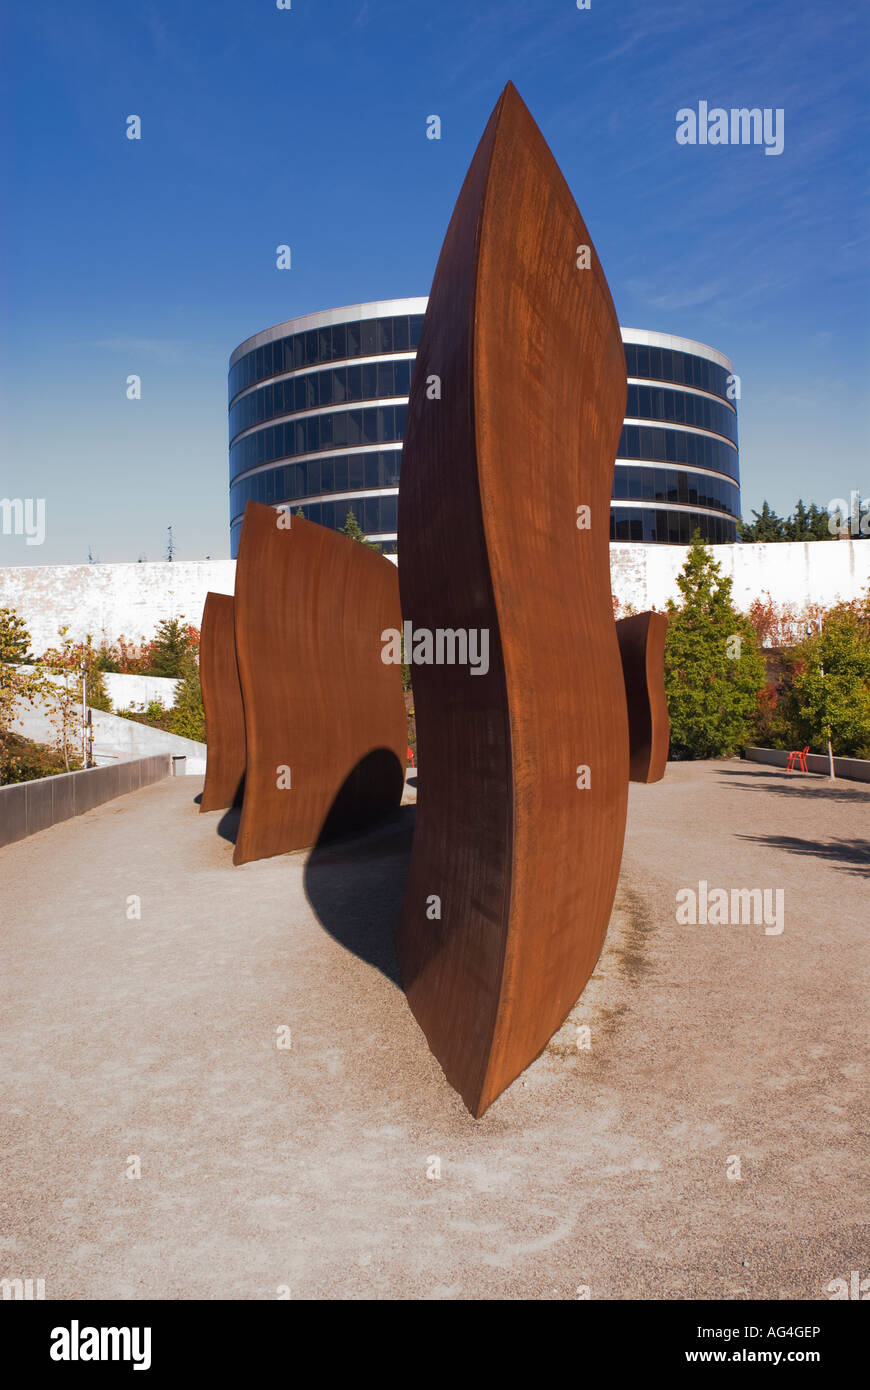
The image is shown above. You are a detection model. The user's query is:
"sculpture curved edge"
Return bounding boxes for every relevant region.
[396,82,630,1116]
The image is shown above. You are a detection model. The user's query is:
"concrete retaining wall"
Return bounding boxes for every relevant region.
[0,559,236,656]
[102,672,180,710]
[608,539,870,617]
[0,754,172,849]
[742,745,870,783]
[17,666,180,711]
[10,697,207,774]
[1,543,868,655]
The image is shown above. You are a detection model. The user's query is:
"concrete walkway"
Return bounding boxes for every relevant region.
[0,760,866,1300]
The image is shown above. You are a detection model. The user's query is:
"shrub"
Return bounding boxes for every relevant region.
[0,732,83,785]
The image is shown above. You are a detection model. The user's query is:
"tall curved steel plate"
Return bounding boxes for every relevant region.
[616,611,670,783]
[396,82,630,1117]
[232,502,406,866]
[200,591,246,813]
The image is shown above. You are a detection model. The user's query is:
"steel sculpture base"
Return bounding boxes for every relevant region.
[396,83,630,1117]
[199,592,246,813]
[232,502,406,866]
[615,611,670,783]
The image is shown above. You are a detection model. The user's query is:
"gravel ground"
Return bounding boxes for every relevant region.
[0,759,867,1300]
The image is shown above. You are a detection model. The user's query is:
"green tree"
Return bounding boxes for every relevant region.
[782,606,870,760]
[148,617,194,677]
[807,501,835,540]
[784,499,811,542]
[738,501,787,542]
[665,535,766,759]
[0,612,50,781]
[740,499,840,542]
[0,607,35,664]
[170,652,206,742]
[340,507,380,551]
[93,639,123,673]
[39,630,112,769]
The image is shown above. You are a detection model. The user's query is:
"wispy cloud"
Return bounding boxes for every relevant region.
[84,338,223,368]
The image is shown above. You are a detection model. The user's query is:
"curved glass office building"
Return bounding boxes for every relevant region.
[615,328,739,543]
[229,299,425,557]
[229,302,739,554]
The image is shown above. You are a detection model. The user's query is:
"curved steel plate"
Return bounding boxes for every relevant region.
[396,83,630,1116]
[616,611,670,783]
[233,502,406,866]
[199,592,246,813]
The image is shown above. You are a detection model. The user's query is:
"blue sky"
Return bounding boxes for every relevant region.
[1,0,867,563]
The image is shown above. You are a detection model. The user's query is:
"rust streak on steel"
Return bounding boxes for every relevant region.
[232,502,406,866]
[199,591,246,813]
[396,82,630,1117]
[615,611,670,783]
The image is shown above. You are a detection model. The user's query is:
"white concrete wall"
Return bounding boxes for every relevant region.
[17,666,180,711]
[608,540,870,615]
[1,544,867,653]
[11,696,207,773]
[102,672,180,710]
[0,560,235,656]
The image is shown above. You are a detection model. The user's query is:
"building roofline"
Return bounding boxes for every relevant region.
[620,327,733,372]
[229,298,430,367]
[230,302,734,374]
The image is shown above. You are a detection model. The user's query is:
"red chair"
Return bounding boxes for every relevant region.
[406,745,416,767]
[786,745,809,772]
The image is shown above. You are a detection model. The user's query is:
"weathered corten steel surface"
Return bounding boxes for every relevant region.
[232,502,406,866]
[396,82,630,1117]
[616,611,670,784]
[199,592,246,813]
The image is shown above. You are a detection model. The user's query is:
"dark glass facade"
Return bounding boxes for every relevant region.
[229,304,424,556]
[229,306,740,552]
[611,509,737,544]
[616,332,740,543]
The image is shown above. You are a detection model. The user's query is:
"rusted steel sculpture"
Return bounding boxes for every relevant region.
[232,502,406,866]
[199,592,246,813]
[396,82,630,1117]
[615,611,670,783]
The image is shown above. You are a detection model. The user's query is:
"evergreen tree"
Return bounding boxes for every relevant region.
[741,499,840,542]
[739,501,786,542]
[665,534,766,759]
[148,618,194,677]
[340,507,380,551]
[170,653,206,742]
[786,499,811,541]
[807,501,835,540]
